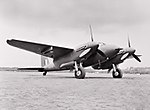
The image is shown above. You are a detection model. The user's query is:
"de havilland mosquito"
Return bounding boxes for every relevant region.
[7,27,141,79]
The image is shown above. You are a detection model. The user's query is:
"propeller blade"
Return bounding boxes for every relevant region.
[128,36,131,47]
[97,49,107,58]
[132,53,141,62]
[89,25,94,42]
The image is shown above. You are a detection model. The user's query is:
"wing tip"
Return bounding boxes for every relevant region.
[6,39,16,45]
[6,39,11,44]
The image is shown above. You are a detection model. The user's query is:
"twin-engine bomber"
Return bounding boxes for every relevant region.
[7,27,141,79]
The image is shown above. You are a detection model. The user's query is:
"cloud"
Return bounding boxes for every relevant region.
[0,0,149,29]
[0,0,149,67]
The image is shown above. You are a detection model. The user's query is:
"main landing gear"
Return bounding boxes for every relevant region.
[74,62,86,79]
[112,64,123,78]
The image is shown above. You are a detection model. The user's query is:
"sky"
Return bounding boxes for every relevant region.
[0,0,150,68]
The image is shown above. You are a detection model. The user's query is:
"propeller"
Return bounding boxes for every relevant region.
[127,34,131,47]
[132,53,141,62]
[89,25,107,58]
[89,25,94,42]
[127,37,141,62]
[97,49,107,58]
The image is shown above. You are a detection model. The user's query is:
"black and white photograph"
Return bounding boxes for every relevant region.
[0,0,150,109]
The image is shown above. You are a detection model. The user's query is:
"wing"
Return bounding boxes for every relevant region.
[7,39,74,59]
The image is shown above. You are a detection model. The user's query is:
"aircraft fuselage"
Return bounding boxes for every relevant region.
[50,42,123,70]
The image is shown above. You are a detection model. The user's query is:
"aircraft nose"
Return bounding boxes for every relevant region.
[125,47,136,54]
[130,48,136,53]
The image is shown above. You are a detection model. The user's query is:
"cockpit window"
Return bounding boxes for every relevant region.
[99,42,105,46]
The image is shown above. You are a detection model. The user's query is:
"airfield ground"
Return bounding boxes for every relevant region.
[0,71,150,110]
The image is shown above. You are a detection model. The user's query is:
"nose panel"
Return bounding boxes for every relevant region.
[123,47,135,54]
[99,44,120,58]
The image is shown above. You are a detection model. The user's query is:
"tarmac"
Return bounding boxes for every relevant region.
[0,71,150,110]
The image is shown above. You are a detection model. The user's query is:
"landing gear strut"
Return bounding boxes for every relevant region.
[112,68,123,78]
[74,61,86,79]
[43,71,47,76]
[112,64,123,78]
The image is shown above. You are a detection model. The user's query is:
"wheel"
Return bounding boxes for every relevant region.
[43,71,47,76]
[112,68,123,78]
[74,67,86,79]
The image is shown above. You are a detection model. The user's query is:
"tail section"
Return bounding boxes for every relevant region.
[41,56,50,67]
[41,55,57,70]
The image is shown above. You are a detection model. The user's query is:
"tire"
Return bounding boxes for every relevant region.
[112,68,123,78]
[43,71,47,76]
[75,67,86,79]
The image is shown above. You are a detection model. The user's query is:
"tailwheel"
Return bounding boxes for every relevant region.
[43,71,47,76]
[74,66,86,79]
[112,68,123,78]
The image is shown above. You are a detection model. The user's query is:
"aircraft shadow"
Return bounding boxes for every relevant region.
[85,77,113,79]
[46,76,135,80]
[28,74,135,80]
[45,75,114,79]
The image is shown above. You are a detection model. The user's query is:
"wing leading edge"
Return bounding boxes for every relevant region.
[7,39,74,60]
